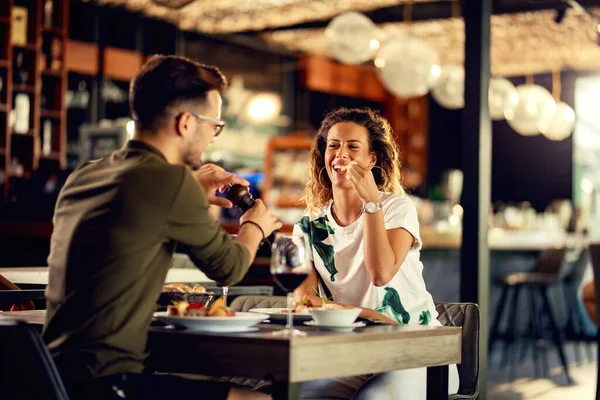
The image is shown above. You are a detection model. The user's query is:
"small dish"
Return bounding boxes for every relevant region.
[311,307,361,325]
[304,320,366,332]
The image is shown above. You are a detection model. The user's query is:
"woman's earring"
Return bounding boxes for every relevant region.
[318,167,328,186]
[370,165,388,188]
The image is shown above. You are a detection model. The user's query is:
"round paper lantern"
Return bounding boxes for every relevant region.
[505,84,556,136]
[432,65,464,109]
[489,78,519,120]
[377,36,441,98]
[539,101,575,141]
[325,12,378,65]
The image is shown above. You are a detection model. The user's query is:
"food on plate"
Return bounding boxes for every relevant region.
[167,296,235,318]
[162,283,206,293]
[281,295,346,314]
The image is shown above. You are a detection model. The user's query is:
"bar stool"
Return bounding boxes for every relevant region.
[488,247,572,383]
[561,246,595,364]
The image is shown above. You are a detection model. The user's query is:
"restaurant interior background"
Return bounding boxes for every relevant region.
[1,0,600,398]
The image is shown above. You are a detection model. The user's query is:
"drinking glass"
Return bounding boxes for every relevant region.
[270,232,310,336]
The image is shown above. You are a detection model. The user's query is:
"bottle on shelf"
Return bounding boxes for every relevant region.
[13,93,30,134]
[14,51,29,85]
[11,7,28,47]
[43,120,52,155]
[44,0,54,29]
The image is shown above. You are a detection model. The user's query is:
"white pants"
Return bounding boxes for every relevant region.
[298,364,459,400]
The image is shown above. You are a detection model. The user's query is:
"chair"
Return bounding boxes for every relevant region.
[0,319,69,399]
[230,296,480,400]
[436,302,480,400]
[561,246,595,363]
[588,243,600,400]
[230,295,286,312]
[488,247,572,383]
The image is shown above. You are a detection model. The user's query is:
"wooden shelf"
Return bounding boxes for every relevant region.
[2,0,70,199]
[0,221,54,238]
[10,171,32,179]
[40,152,61,161]
[13,84,37,94]
[12,130,35,138]
[40,109,61,119]
[43,27,64,36]
[274,198,305,208]
[13,43,39,52]
[42,69,63,78]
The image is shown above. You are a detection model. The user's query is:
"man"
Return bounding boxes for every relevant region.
[43,55,280,400]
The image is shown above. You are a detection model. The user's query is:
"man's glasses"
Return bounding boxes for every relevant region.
[189,112,226,137]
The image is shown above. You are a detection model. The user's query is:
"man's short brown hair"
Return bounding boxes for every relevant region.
[129,55,227,131]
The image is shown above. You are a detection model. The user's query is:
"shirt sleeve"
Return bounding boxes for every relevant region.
[383,195,422,251]
[164,167,250,286]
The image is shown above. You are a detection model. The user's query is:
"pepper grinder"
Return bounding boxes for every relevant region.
[225,183,255,212]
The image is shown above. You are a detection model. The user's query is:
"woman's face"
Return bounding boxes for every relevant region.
[324,122,376,189]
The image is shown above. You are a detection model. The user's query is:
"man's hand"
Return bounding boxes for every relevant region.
[194,164,249,208]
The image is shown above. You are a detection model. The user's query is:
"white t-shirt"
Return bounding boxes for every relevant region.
[293,192,439,326]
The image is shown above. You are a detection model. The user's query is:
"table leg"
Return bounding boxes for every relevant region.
[427,365,448,400]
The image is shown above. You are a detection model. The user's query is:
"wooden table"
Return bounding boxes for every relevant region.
[0,310,461,400]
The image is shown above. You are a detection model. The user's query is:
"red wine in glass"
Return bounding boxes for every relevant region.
[270,233,310,336]
[273,272,309,293]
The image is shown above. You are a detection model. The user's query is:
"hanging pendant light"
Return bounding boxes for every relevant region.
[505,75,556,136]
[539,70,575,141]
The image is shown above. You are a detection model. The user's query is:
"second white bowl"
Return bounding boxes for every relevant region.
[311,307,361,326]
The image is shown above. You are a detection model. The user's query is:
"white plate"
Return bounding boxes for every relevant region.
[304,320,366,332]
[154,312,269,332]
[248,308,313,321]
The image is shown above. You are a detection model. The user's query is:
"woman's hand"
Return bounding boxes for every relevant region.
[194,164,249,208]
[345,161,380,203]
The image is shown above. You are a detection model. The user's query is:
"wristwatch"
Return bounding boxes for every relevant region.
[361,201,383,214]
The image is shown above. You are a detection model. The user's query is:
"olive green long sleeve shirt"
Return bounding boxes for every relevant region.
[42,140,250,383]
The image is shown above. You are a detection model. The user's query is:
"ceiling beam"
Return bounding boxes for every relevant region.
[234,0,598,34]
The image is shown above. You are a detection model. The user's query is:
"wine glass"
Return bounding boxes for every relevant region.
[270,232,310,336]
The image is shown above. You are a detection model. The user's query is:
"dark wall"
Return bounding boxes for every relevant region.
[428,72,575,212]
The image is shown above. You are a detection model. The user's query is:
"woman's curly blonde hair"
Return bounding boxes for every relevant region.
[302,107,405,212]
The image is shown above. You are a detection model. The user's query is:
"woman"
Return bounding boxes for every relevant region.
[292,108,459,399]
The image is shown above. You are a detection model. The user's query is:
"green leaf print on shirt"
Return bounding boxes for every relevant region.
[419,310,432,325]
[375,287,411,324]
[297,216,337,282]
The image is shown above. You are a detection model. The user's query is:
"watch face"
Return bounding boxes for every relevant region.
[365,202,378,213]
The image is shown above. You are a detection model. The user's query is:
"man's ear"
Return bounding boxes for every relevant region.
[176,113,191,137]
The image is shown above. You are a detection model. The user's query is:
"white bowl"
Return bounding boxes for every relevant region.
[311,308,361,326]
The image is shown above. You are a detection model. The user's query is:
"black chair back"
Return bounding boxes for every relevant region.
[436,302,480,400]
[230,295,286,312]
[563,247,590,284]
[589,243,600,400]
[533,248,568,276]
[0,319,69,399]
